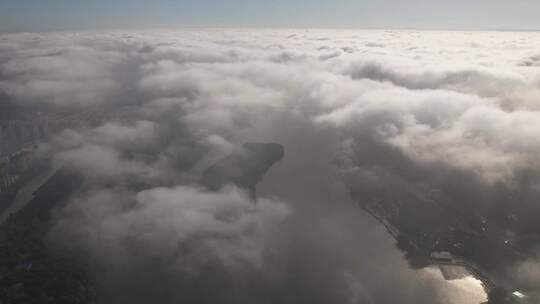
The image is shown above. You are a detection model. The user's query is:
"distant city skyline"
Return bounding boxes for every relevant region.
[1,0,540,32]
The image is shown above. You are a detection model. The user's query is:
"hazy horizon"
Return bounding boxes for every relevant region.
[1,0,540,32]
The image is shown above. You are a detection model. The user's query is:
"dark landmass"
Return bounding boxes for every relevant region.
[201,142,284,197]
[347,182,539,303]
[0,92,20,121]
[0,190,17,215]
[0,158,50,214]
[0,142,284,304]
[0,169,93,304]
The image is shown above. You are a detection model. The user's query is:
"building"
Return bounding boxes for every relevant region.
[510,291,529,303]
[0,120,49,157]
[430,251,453,262]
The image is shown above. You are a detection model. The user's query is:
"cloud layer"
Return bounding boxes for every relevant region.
[2,29,540,303]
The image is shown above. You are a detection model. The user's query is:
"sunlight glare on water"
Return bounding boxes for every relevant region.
[422,267,487,304]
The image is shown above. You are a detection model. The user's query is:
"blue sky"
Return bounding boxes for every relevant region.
[1,0,539,32]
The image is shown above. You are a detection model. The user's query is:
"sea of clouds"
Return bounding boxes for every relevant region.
[1,29,540,303]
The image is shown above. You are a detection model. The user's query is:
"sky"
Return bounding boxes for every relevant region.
[1,0,540,32]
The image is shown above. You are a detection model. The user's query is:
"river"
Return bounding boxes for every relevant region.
[249,115,487,304]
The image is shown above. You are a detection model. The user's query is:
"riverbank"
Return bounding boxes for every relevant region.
[0,166,56,224]
[359,201,497,296]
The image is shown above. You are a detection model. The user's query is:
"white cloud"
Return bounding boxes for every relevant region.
[3,29,540,302]
[52,185,290,271]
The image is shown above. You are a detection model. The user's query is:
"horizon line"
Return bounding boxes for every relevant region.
[2,25,540,35]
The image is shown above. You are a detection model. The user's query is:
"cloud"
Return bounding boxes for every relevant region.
[3,29,540,303]
[50,185,290,303]
[51,185,289,271]
[0,36,126,106]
